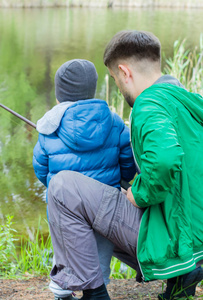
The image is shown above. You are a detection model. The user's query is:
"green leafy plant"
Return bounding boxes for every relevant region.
[0,216,53,278]
[0,215,18,276]
[110,257,136,279]
[16,218,53,276]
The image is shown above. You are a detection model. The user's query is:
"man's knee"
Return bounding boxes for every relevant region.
[48,170,111,225]
[48,171,81,202]
[48,171,90,218]
[49,170,80,190]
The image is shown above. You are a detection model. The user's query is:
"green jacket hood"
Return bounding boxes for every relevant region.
[144,83,203,126]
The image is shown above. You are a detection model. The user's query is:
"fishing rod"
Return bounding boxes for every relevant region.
[0,103,132,190]
[0,103,36,129]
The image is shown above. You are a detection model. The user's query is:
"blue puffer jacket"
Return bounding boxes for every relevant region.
[33,99,136,189]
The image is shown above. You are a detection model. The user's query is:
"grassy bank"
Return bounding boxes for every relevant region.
[0,216,53,277]
[0,214,202,300]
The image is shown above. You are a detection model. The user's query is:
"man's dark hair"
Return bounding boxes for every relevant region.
[103,30,161,67]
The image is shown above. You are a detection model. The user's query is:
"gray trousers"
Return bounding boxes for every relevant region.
[48,170,144,291]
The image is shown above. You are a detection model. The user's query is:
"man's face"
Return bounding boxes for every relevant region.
[108,67,135,108]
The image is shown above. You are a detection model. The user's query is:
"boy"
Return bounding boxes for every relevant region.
[33,59,137,300]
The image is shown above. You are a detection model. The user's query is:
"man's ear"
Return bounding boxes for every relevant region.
[118,64,131,83]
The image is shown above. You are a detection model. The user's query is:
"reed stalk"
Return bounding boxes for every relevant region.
[164,34,203,93]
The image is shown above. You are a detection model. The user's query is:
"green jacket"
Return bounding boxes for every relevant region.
[130,83,203,281]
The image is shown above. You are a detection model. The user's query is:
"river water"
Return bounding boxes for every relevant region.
[0,7,203,236]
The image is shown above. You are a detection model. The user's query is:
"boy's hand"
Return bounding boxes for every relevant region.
[127,187,140,208]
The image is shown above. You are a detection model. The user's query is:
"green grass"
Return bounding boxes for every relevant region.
[1,215,137,279]
[163,34,203,93]
[0,215,138,279]
[0,215,19,276]
[0,215,53,278]
[16,219,53,277]
[110,256,136,279]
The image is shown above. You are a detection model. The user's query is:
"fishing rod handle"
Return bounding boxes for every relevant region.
[120,179,131,190]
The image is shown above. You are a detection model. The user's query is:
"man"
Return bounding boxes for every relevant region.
[48,30,203,300]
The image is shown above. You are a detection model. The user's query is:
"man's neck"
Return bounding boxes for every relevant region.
[135,71,162,96]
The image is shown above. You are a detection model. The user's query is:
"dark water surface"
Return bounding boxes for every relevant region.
[0,7,203,236]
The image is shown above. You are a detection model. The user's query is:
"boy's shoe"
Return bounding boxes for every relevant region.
[158,266,203,299]
[55,295,78,300]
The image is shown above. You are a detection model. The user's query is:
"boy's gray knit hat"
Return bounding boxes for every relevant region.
[55,59,98,102]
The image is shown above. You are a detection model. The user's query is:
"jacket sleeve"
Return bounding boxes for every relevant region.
[33,134,48,187]
[119,123,137,182]
[131,98,184,208]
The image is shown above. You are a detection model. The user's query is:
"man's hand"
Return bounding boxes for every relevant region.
[121,187,127,195]
[126,187,140,208]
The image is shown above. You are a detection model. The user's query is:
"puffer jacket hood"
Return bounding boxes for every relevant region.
[57,99,113,151]
[36,101,73,135]
[36,99,113,152]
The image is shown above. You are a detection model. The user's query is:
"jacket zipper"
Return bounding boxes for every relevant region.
[129,113,141,174]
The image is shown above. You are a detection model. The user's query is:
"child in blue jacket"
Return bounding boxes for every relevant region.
[33,59,137,300]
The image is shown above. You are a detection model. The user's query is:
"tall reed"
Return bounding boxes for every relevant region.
[164,34,203,94]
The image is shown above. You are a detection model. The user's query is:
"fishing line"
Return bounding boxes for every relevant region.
[0,116,38,150]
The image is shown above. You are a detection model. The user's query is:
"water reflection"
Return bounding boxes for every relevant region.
[0,7,203,236]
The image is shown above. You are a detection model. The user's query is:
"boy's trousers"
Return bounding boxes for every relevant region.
[48,170,144,291]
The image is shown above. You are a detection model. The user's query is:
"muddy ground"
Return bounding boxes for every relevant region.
[0,277,202,300]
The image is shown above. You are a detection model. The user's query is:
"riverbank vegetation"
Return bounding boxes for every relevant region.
[164,35,203,94]
[0,215,136,279]
[0,216,52,278]
[0,215,202,299]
